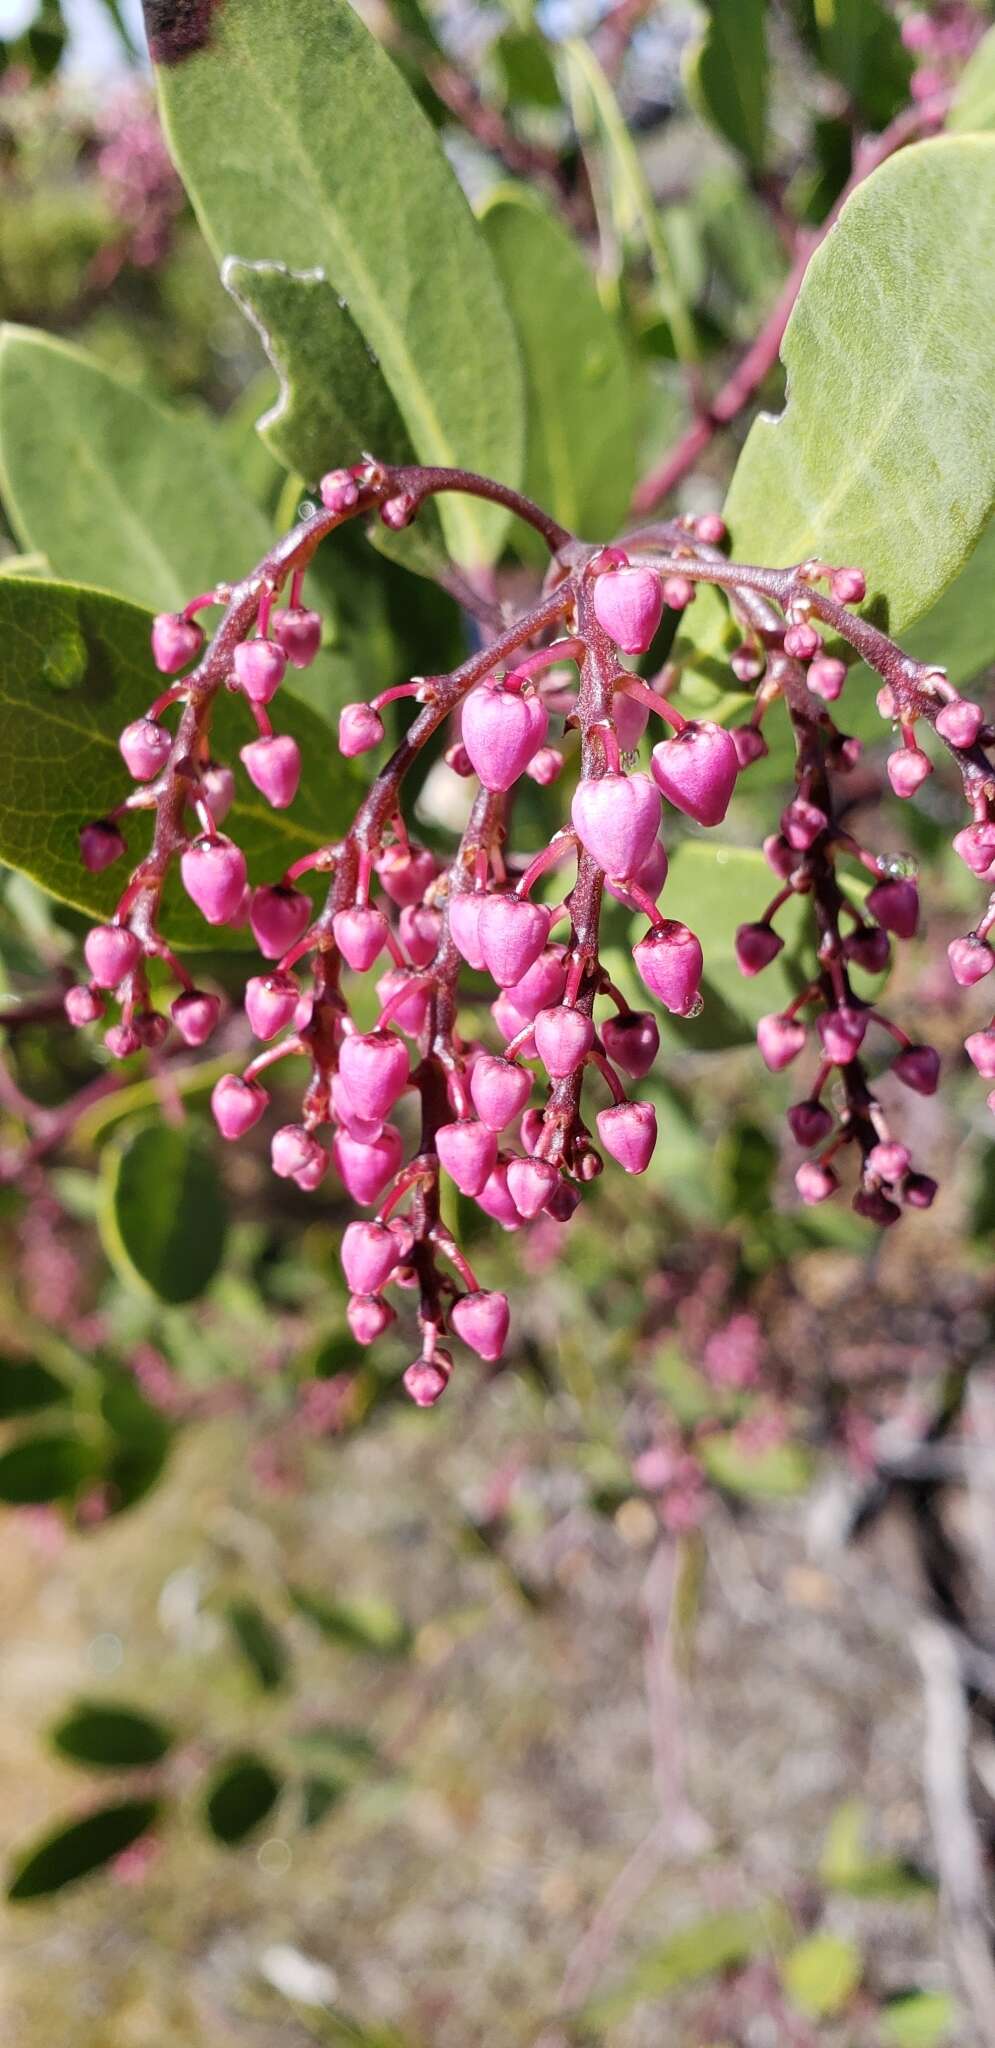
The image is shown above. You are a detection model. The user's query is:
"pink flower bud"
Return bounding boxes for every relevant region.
[79,819,126,873]
[795,1160,838,1204]
[893,1043,940,1094]
[904,1173,937,1210]
[476,1162,524,1230]
[605,836,669,912]
[377,843,437,906]
[400,903,441,967]
[245,972,298,1040]
[478,896,551,988]
[338,1029,409,1122]
[763,833,795,879]
[731,645,763,684]
[601,1011,659,1078]
[781,797,827,850]
[506,1155,559,1219]
[240,734,301,809]
[520,1107,544,1154]
[830,568,866,605]
[470,1055,533,1132]
[593,565,663,654]
[198,762,236,824]
[735,923,783,976]
[952,823,995,875]
[347,1294,396,1345]
[449,892,487,970]
[571,770,661,877]
[375,968,431,1037]
[135,1010,169,1050]
[650,721,738,827]
[403,1350,453,1406]
[731,725,767,768]
[341,1219,399,1294]
[887,748,931,798]
[546,1179,581,1222]
[948,935,995,987]
[271,1124,323,1179]
[757,1013,806,1072]
[461,682,548,792]
[294,1146,331,1192]
[436,1119,498,1197]
[596,1100,657,1174]
[534,1006,595,1078]
[249,885,310,960]
[853,1186,900,1226]
[808,657,847,703]
[381,493,416,529]
[338,702,385,756]
[171,989,221,1046]
[633,922,703,1016]
[527,747,565,787]
[333,904,389,972]
[662,574,695,610]
[451,1290,510,1362]
[491,995,534,1050]
[272,605,322,669]
[180,836,248,926]
[233,638,287,703]
[784,623,821,661]
[320,468,359,512]
[867,1141,910,1182]
[506,949,567,1020]
[787,1099,833,1147]
[866,879,919,938]
[817,1006,867,1064]
[105,1022,141,1059]
[84,923,141,989]
[331,1071,382,1143]
[935,697,983,748]
[329,1122,401,1196]
[965,1028,995,1078]
[695,513,726,545]
[120,717,172,780]
[211,1073,268,1139]
[612,689,649,754]
[151,612,202,674]
[65,984,104,1027]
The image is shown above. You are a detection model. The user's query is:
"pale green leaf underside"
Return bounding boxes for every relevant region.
[725,138,995,638]
[948,26,995,133]
[683,0,768,169]
[157,0,524,566]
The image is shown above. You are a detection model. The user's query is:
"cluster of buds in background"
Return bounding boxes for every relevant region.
[65,456,992,1401]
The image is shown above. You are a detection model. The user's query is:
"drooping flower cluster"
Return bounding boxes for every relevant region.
[66,456,987,1401]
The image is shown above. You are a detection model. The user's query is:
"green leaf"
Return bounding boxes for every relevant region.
[50,1702,173,1770]
[684,0,768,169]
[301,1774,347,1828]
[227,1599,290,1692]
[648,840,813,1047]
[204,1754,281,1845]
[0,1431,96,1504]
[7,1799,158,1900]
[700,1430,813,1500]
[480,189,637,552]
[583,1903,791,2026]
[820,1798,933,1900]
[950,27,995,133]
[882,1993,956,2048]
[787,0,911,124]
[157,0,524,567]
[781,1933,862,2019]
[0,1359,66,1417]
[725,139,995,639]
[290,1725,381,1781]
[0,327,272,612]
[100,1124,226,1306]
[0,577,358,941]
[289,1585,412,1657]
[493,27,560,109]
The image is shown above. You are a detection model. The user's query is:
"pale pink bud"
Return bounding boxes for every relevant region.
[399,903,441,967]
[948,935,994,987]
[808,657,847,703]
[866,879,919,938]
[935,698,983,748]
[451,1290,510,1362]
[104,1022,141,1059]
[904,1173,937,1210]
[731,645,763,684]
[817,1006,867,1064]
[605,835,669,911]
[331,1070,382,1143]
[571,770,661,877]
[329,1122,401,1196]
[296,1148,332,1192]
[612,689,649,753]
[867,1141,910,1182]
[763,833,795,879]
[245,972,298,1039]
[887,748,931,797]
[476,1162,524,1230]
[534,1006,595,1078]
[461,682,548,792]
[478,896,551,988]
[79,819,126,872]
[233,638,287,703]
[272,605,322,669]
[449,893,487,970]
[731,725,767,768]
[120,717,171,780]
[271,1124,323,1179]
[965,1028,995,1078]
[347,1294,395,1345]
[650,721,738,827]
[593,565,663,654]
[338,702,385,756]
[198,762,236,824]
[333,905,389,972]
[735,923,783,976]
[601,1011,659,1078]
[952,823,995,875]
[632,922,703,1016]
[527,746,565,786]
[831,567,866,604]
[211,1073,268,1139]
[65,984,104,1026]
[490,995,534,1049]
[151,611,202,673]
[470,1055,533,1132]
[403,1350,453,1406]
[662,574,695,610]
[171,989,221,1046]
[381,492,416,529]
[240,734,301,809]
[339,1030,409,1122]
[375,968,431,1037]
[784,623,821,661]
[377,844,437,906]
[250,885,310,960]
[596,1100,657,1174]
[506,1155,559,1219]
[893,1043,940,1094]
[84,923,140,989]
[436,1119,498,1197]
[319,468,359,512]
[341,1219,399,1294]
[180,836,247,926]
[781,797,827,850]
[695,513,726,544]
[506,949,567,1020]
[795,1160,838,1204]
[757,1013,805,1072]
[787,1099,832,1146]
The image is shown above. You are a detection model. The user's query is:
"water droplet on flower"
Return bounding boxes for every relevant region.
[298,500,316,521]
[684,994,705,1019]
[882,852,919,879]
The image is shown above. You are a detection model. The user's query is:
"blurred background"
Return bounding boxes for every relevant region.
[2,2,995,2043]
